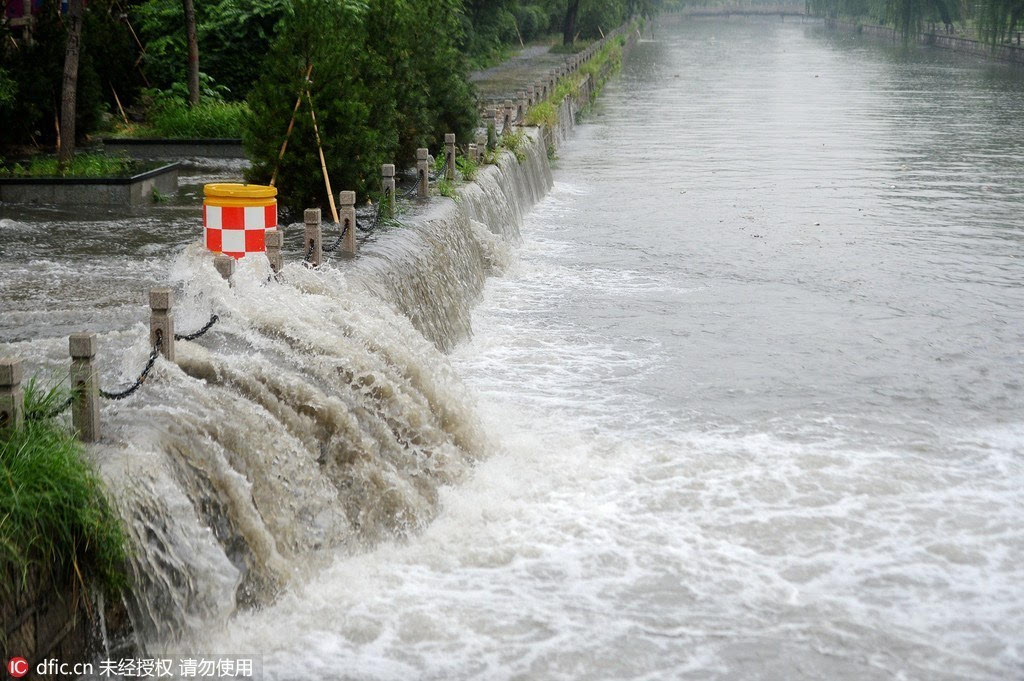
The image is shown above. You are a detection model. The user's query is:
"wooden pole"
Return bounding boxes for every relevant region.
[304,89,339,224]
[110,83,130,126]
[270,62,314,188]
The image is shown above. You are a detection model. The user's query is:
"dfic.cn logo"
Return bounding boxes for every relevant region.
[7,657,28,678]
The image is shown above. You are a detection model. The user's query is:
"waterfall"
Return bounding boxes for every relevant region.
[90,128,556,647]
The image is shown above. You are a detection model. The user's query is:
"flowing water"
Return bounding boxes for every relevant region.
[3,16,1024,681]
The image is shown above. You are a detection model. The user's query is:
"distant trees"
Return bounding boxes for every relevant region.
[805,0,1023,42]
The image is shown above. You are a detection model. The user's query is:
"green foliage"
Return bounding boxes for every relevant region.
[437,177,458,198]
[0,153,136,178]
[1,380,129,594]
[133,0,289,98]
[501,128,527,162]
[525,100,558,128]
[807,0,962,37]
[0,3,120,149]
[117,92,249,138]
[245,0,477,214]
[456,153,479,180]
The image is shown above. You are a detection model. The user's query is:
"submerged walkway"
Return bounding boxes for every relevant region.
[470,41,578,109]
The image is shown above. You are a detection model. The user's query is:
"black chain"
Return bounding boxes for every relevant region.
[304,239,316,263]
[357,197,385,233]
[324,219,349,253]
[100,330,162,401]
[175,314,219,342]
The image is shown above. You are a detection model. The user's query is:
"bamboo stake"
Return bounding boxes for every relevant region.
[270,62,314,188]
[305,89,338,224]
[110,83,130,125]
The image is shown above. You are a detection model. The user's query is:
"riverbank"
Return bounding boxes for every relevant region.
[825,17,1024,64]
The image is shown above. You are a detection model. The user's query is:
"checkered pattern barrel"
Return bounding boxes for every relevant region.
[203,183,278,259]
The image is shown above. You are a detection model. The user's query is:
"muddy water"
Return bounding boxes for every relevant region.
[3,16,1024,681]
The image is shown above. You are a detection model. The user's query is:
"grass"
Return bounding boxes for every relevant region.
[501,129,527,163]
[0,153,136,179]
[520,32,626,159]
[456,154,479,181]
[525,101,558,128]
[437,178,458,199]
[1,380,128,595]
[113,100,249,139]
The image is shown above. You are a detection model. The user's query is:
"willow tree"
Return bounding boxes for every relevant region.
[886,0,960,38]
[976,0,1024,43]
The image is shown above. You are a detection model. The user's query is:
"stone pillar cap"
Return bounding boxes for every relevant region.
[0,358,23,385]
[304,208,321,224]
[416,147,429,159]
[382,164,395,176]
[339,190,356,205]
[69,332,97,358]
[445,133,456,144]
[150,287,173,311]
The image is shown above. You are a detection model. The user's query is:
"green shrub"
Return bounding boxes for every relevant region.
[501,128,527,163]
[1,381,128,594]
[456,154,478,181]
[437,177,458,199]
[244,0,476,214]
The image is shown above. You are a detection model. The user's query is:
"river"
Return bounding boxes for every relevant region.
[4,15,1024,681]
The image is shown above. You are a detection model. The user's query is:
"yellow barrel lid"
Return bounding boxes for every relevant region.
[204,183,277,199]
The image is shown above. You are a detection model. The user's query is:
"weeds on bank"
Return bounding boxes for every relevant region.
[1,380,129,595]
[0,153,135,178]
[501,129,527,163]
[437,178,458,199]
[457,154,479,181]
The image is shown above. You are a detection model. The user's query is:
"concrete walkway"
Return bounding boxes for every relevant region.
[470,41,578,108]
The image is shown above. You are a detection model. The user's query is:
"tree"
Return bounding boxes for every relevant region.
[183,0,201,105]
[58,0,84,166]
[563,0,581,44]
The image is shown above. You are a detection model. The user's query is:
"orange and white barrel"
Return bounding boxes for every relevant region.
[203,184,278,259]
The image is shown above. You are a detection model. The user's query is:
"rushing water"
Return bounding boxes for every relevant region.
[4,16,1024,681]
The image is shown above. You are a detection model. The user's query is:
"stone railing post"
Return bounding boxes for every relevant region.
[381,164,396,219]
[339,190,357,255]
[486,109,498,149]
[444,134,456,181]
[515,91,526,121]
[150,288,175,361]
[265,229,283,273]
[304,208,323,267]
[527,84,536,107]
[213,254,235,281]
[416,148,430,199]
[69,332,100,443]
[0,357,23,431]
[503,100,513,132]
[468,143,478,164]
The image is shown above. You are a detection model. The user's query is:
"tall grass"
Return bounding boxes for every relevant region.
[116,100,249,139]
[0,153,136,178]
[0,380,128,594]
